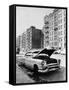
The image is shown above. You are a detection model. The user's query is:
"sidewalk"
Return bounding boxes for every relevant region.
[16,64,34,84]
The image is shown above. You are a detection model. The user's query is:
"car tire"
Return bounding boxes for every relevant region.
[33,65,38,74]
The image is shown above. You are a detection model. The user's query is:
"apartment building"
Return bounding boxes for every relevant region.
[43,9,66,50]
[26,26,44,51]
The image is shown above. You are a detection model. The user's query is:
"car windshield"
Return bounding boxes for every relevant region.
[33,55,49,60]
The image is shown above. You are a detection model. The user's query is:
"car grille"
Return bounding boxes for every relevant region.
[47,59,57,64]
[48,66,59,69]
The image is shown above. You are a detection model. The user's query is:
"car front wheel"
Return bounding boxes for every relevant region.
[33,65,38,74]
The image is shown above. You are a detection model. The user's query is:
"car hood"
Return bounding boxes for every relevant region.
[38,48,55,56]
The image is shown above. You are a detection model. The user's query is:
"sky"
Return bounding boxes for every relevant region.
[16,6,54,36]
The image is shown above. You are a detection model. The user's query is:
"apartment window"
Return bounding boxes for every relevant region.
[52,31,53,35]
[61,31,63,35]
[60,25,62,29]
[64,43,66,48]
[54,42,58,46]
[54,37,57,40]
[54,27,58,31]
[50,37,51,41]
[50,37,52,41]
[58,13,62,18]
[60,19,62,23]
[58,19,62,24]
[64,36,66,41]
[61,38,62,42]
[52,37,53,40]
[60,14,62,18]
[58,25,60,30]
[64,17,66,22]
[45,26,49,29]
[59,31,60,35]
[46,41,49,43]
[52,42,53,46]
[45,21,49,24]
[45,31,49,34]
[64,10,66,16]
[59,38,61,42]
[49,32,51,35]
[64,23,66,28]
[46,36,49,39]
[64,30,66,35]
[54,22,58,26]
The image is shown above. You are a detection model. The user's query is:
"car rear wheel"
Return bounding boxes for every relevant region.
[33,65,38,74]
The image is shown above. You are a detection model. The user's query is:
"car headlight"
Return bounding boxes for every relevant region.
[41,60,47,68]
[57,59,61,64]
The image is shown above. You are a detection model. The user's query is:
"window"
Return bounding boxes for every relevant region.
[64,23,66,28]
[54,37,57,40]
[52,31,53,35]
[64,30,66,35]
[64,36,66,42]
[54,22,58,26]
[58,31,60,35]
[61,31,63,35]
[61,38,62,42]
[45,26,49,29]
[60,19,62,23]
[45,21,49,24]
[64,10,66,16]
[58,25,60,30]
[45,31,49,34]
[64,17,66,22]
[58,19,62,24]
[61,25,62,29]
[54,42,58,46]
[46,36,49,39]
[58,13,62,18]
[64,43,66,48]
[54,27,58,31]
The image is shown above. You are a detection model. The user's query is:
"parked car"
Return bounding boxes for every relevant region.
[20,48,61,73]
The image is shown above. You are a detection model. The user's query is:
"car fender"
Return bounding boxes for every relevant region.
[24,57,42,69]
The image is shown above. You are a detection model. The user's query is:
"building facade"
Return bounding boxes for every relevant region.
[16,26,44,52]
[26,26,44,51]
[22,32,27,52]
[43,15,49,48]
[54,9,66,50]
[49,13,54,49]
[16,35,22,49]
[43,9,66,50]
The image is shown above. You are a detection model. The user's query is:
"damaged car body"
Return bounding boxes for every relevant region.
[19,48,61,73]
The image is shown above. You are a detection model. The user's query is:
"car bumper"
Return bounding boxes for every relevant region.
[38,64,60,73]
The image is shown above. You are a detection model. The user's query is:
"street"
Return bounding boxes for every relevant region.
[16,54,66,84]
